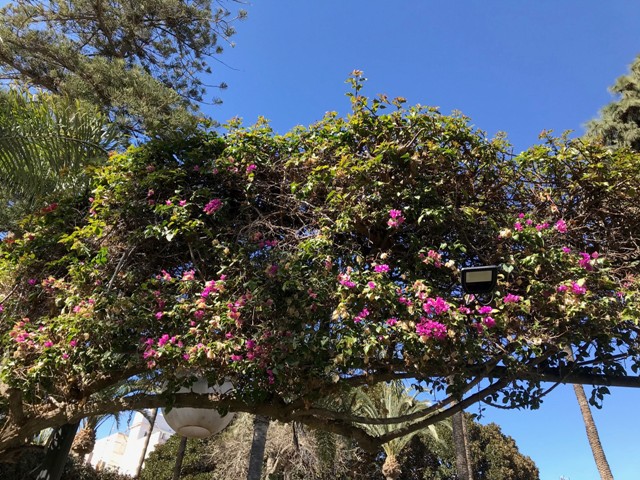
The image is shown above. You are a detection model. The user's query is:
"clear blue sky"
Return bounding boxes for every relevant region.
[201,2,640,479]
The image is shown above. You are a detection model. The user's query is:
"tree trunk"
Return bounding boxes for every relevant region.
[35,421,80,480]
[172,436,188,480]
[452,411,474,480]
[246,414,270,480]
[573,384,614,480]
[134,408,158,478]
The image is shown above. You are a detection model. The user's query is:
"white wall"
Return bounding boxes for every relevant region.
[86,410,175,475]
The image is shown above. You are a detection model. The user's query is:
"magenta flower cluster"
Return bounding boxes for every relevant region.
[388,209,405,228]
[502,293,521,304]
[579,252,598,271]
[354,308,370,323]
[416,318,447,340]
[203,198,223,215]
[338,273,356,288]
[422,297,450,316]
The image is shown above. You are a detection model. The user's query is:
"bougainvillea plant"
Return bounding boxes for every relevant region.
[1,73,640,455]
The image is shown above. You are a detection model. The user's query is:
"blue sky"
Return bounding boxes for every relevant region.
[202,2,640,479]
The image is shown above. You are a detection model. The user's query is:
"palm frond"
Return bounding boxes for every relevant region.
[0,89,116,199]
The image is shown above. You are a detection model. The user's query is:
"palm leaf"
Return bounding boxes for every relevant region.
[0,89,116,199]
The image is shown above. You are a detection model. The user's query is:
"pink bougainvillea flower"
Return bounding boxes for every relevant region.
[526,219,533,225]
[458,306,472,315]
[246,339,256,350]
[354,308,370,323]
[246,164,257,173]
[179,200,187,207]
[398,296,412,306]
[69,339,78,347]
[579,252,593,271]
[562,247,571,254]
[571,282,587,295]
[194,310,205,320]
[591,251,599,259]
[143,349,156,359]
[155,311,164,319]
[374,264,390,273]
[535,222,549,231]
[513,222,523,231]
[165,200,172,206]
[28,278,37,286]
[157,334,170,347]
[338,273,356,288]
[203,198,223,215]
[230,354,243,362]
[388,209,405,228]
[502,293,521,304]
[386,317,398,326]
[477,305,493,315]
[367,281,376,289]
[518,213,525,218]
[555,219,568,233]
[0,304,3,312]
[557,284,568,292]
[423,297,450,315]
[416,319,447,340]
[483,316,496,328]
[182,270,196,281]
[43,340,53,348]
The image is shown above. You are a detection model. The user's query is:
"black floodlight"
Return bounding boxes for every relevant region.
[460,265,498,295]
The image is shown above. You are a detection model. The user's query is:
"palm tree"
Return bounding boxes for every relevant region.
[246,414,271,480]
[134,408,159,479]
[573,384,614,480]
[452,410,474,480]
[565,348,613,480]
[353,381,443,480]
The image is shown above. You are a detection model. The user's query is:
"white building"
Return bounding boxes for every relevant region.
[86,410,175,475]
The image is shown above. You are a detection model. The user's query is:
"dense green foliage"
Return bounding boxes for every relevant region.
[140,435,213,480]
[0,0,246,136]
[399,417,539,480]
[587,54,640,151]
[0,448,131,480]
[1,74,640,456]
[140,414,538,480]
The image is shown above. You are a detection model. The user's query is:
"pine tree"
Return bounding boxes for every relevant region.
[587,54,640,151]
[0,0,247,136]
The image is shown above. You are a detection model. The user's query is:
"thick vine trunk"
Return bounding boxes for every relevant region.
[247,415,270,480]
[573,384,614,480]
[452,411,473,480]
